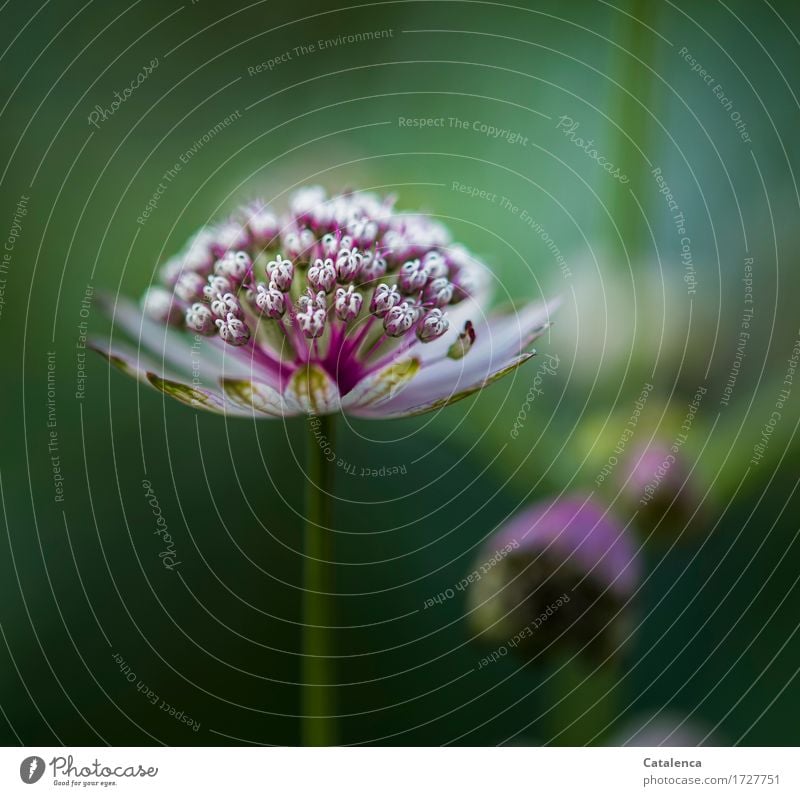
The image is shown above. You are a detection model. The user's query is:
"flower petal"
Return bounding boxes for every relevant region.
[220,378,294,417]
[341,358,420,409]
[350,351,535,418]
[354,297,558,418]
[89,340,169,385]
[472,297,559,360]
[283,364,341,415]
[98,292,273,385]
[99,293,213,378]
[411,296,558,377]
[146,374,253,416]
[91,339,255,416]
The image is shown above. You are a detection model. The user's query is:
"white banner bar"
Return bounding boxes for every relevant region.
[1,747,795,794]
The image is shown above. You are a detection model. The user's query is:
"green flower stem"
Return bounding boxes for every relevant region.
[610,0,658,260]
[302,414,336,746]
[547,658,620,746]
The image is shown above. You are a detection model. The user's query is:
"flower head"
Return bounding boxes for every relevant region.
[93,187,557,418]
[619,440,700,540]
[467,495,640,663]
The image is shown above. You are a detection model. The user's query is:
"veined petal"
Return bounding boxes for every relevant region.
[91,339,253,416]
[146,374,253,416]
[364,297,558,417]
[283,364,341,415]
[351,352,535,418]
[341,358,420,409]
[221,378,294,417]
[99,293,269,384]
[473,297,559,359]
[412,295,558,373]
[89,340,173,385]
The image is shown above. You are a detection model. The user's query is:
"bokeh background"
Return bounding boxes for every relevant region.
[1,0,800,746]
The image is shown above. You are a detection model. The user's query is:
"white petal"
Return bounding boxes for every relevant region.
[283,364,341,415]
[341,358,420,409]
[350,352,536,418]
[101,293,272,384]
[91,340,254,417]
[363,297,558,416]
[145,374,252,416]
[220,378,294,417]
[89,340,174,385]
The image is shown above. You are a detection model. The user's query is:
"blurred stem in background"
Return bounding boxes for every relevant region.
[546,659,620,746]
[302,415,336,746]
[541,0,659,745]
[610,0,658,261]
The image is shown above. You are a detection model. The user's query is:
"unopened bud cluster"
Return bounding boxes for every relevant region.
[140,189,481,370]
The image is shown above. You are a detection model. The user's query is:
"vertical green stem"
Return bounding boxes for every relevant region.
[546,658,620,746]
[610,0,657,261]
[302,414,336,746]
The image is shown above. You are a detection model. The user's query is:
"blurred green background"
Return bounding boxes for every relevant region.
[1,0,800,745]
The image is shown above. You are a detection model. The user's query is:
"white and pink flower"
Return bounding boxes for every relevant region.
[93,187,558,419]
